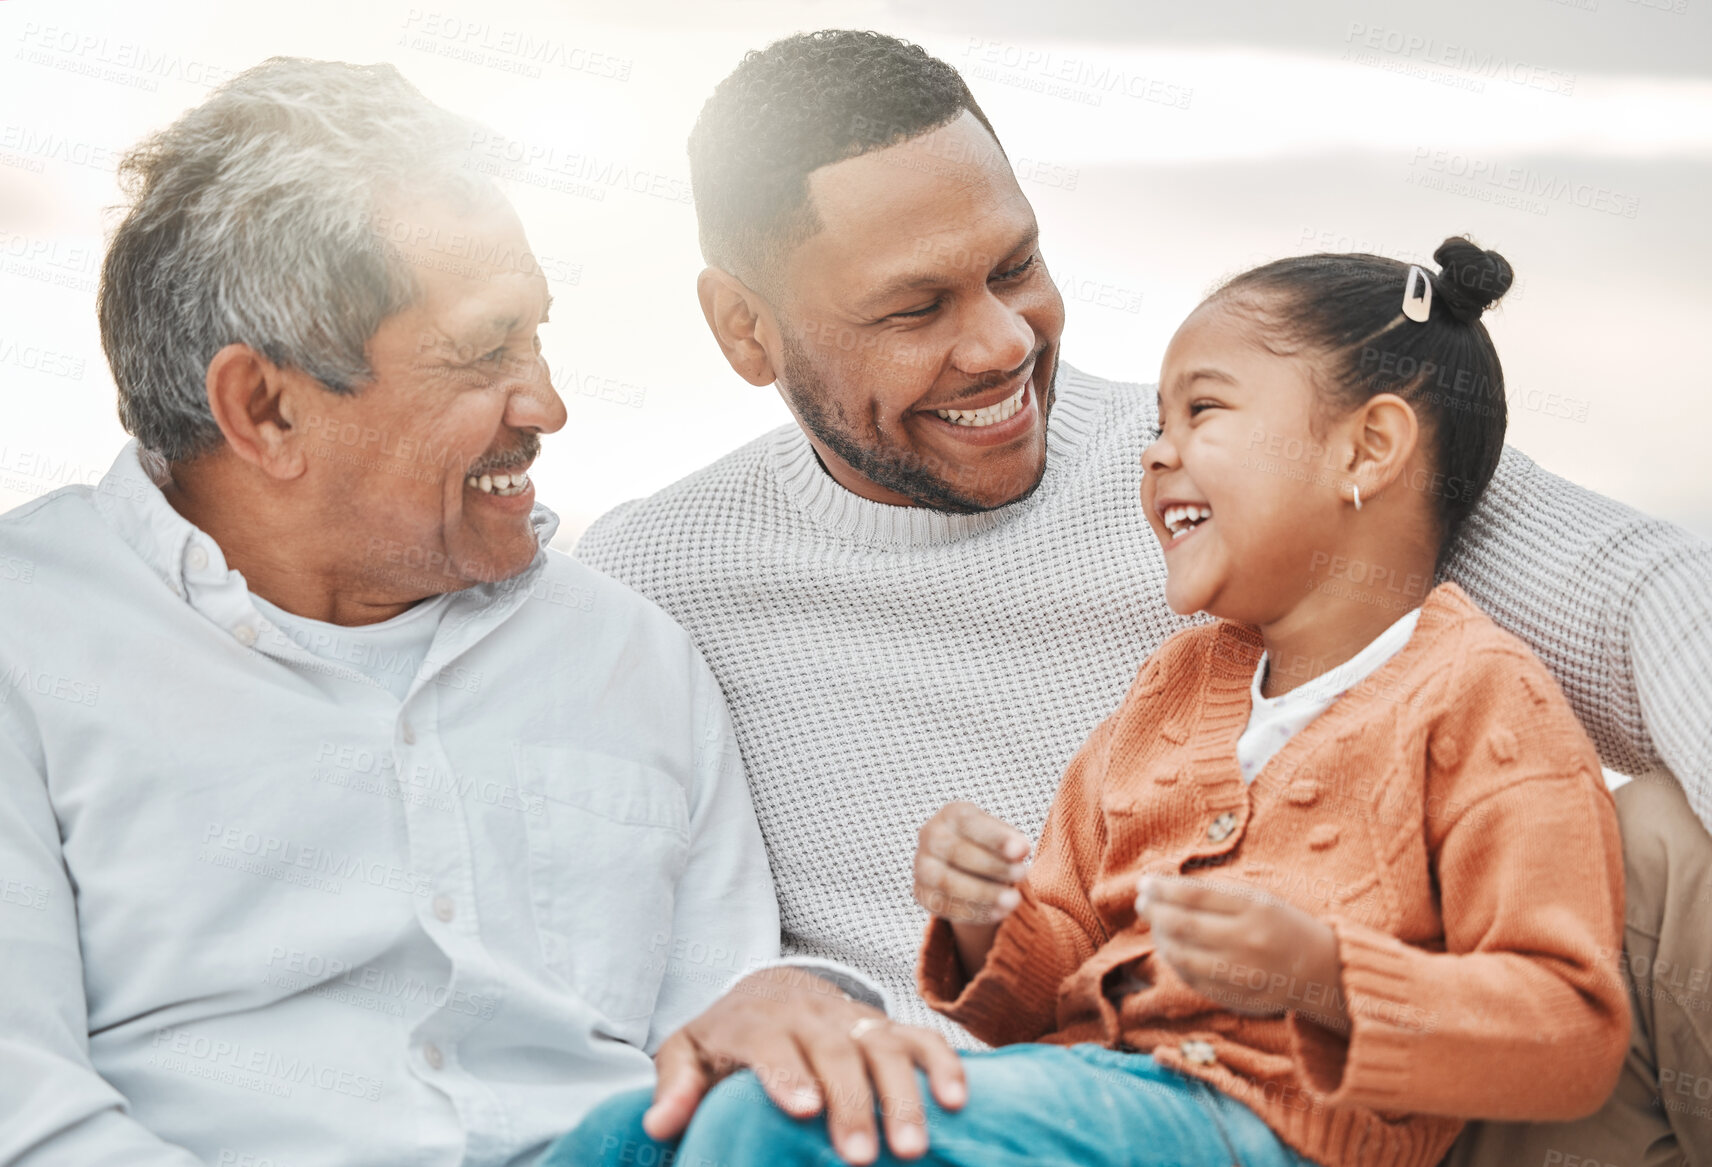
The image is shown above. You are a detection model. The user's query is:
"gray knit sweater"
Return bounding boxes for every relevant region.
[575,364,1712,1043]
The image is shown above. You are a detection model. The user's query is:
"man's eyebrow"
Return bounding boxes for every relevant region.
[480,290,555,334]
[856,226,1041,313]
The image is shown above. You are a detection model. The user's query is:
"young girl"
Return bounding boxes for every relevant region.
[557,238,1628,1166]
[901,236,1629,1167]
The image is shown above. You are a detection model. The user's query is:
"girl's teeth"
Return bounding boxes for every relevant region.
[934,382,1028,427]
[1162,504,1213,536]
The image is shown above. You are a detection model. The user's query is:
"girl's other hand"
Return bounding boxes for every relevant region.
[1137,875,1349,1031]
[913,800,1031,924]
[915,801,1032,978]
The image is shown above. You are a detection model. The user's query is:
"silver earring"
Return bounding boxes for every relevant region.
[1352,484,1362,511]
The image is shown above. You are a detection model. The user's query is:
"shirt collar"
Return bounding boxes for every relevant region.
[90,438,562,625]
[1251,605,1424,711]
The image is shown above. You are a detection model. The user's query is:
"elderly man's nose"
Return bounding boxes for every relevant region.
[508,364,567,434]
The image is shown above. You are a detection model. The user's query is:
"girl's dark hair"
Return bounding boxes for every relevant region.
[1215,236,1514,555]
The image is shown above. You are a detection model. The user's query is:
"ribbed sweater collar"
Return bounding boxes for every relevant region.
[769,362,1113,548]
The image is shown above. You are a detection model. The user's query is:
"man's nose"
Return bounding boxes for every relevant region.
[506,356,567,435]
[951,288,1034,377]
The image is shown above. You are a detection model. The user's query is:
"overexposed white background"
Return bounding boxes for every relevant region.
[2,0,1708,545]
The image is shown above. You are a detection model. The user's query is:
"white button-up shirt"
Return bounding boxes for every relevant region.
[0,442,787,1166]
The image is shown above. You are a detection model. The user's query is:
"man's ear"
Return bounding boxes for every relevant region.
[204,343,311,480]
[697,267,778,387]
[1344,392,1420,501]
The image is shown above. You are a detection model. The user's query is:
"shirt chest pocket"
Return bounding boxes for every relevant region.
[516,744,692,1024]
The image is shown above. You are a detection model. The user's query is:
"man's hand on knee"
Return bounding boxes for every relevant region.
[646,966,966,1164]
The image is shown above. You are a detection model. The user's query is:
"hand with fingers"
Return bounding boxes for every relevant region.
[913,801,1033,978]
[1136,874,1349,1031]
[644,964,967,1165]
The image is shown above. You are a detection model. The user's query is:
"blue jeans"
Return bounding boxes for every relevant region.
[544,1042,1319,1166]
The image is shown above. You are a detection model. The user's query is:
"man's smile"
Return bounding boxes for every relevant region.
[932,381,1027,428]
[464,467,533,498]
[912,351,1047,449]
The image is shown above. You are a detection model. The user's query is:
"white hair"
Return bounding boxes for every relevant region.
[98,57,494,462]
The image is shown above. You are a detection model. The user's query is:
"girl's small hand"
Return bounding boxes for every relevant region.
[1136,875,1349,1031]
[916,802,1032,979]
[913,801,1031,924]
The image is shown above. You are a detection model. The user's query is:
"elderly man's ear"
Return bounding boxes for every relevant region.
[696,268,780,388]
[203,343,315,480]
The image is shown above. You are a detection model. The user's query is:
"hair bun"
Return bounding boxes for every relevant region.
[1431,236,1513,324]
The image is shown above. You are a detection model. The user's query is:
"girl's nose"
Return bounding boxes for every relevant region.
[1143,434,1177,473]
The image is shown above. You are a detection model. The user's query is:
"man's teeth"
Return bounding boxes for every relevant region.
[1162,504,1212,538]
[465,469,531,497]
[934,383,1027,427]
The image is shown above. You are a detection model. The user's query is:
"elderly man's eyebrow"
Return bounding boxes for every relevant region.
[481,290,555,335]
[857,226,1041,312]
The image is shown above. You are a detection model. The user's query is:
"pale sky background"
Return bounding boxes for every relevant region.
[1,0,1708,547]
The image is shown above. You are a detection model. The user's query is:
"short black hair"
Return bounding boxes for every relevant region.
[1215,237,1515,557]
[688,29,999,292]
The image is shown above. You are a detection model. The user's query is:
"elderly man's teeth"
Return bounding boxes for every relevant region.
[935,383,1027,427]
[1162,504,1213,537]
[465,470,532,497]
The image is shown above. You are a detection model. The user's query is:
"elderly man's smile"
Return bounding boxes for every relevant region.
[464,466,534,501]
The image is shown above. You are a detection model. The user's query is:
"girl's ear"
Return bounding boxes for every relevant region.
[1347,392,1420,500]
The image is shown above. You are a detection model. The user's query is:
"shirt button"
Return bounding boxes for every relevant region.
[432,895,456,923]
[401,720,416,746]
[423,1042,444,1070]
[186,545,208,572]
[233,624,257,647]
[1206,811,1237,842]
[1180,1038,1217,1066]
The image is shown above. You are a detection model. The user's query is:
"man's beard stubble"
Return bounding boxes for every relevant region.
[778,332,1056,514]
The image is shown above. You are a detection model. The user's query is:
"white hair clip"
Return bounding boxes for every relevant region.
[1402,265,1433,323]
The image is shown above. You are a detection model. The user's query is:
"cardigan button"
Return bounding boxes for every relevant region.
[1206,812,1237,843]
[1180,1038,1217,1066]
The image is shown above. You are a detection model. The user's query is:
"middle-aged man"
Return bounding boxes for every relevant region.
[572,29,1712,1167]
[0,57,968,1167]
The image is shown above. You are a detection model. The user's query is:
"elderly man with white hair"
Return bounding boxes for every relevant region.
[0,58,962,1167]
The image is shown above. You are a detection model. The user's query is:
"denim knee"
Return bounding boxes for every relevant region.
[679,1071,838,1163]
[542,1087,665,1167]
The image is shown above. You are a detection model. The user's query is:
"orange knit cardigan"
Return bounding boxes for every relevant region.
[918,583,1629,1167]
